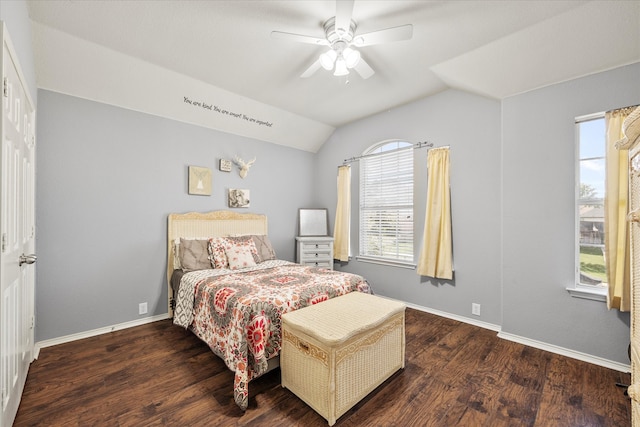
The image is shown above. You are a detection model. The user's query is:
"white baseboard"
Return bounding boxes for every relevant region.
[497,331,630,373]
[379,296,630,373]
[33,299,631,374]
[34,313,170,359]
[401,300,502,332]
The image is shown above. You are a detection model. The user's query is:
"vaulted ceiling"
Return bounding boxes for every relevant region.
[27,1,640,152]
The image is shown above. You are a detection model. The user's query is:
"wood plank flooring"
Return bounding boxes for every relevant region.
[14,309,631,426]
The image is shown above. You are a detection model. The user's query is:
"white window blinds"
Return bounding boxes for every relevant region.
[359,145,413,262]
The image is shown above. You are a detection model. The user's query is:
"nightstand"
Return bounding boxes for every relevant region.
[295,236,334,269]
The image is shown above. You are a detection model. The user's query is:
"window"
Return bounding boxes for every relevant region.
[359,140,413,265]
[575,114,607,295]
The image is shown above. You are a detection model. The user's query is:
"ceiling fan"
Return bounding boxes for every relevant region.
[271,0,413,80]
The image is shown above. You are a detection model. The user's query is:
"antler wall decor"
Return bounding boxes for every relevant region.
[233,156,256,179]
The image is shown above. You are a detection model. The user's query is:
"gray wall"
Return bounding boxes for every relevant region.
[314,64,640,365]
[502,62,640,363]
[314,89,503,327]
[35,90,315,341]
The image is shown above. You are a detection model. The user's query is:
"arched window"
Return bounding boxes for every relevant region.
[359,140,413,263]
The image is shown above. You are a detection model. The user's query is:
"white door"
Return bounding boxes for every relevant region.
[0,23,36,427]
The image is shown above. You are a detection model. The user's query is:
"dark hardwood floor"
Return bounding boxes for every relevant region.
[14,309,630,426]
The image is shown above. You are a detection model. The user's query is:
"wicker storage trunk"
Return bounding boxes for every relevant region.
[281,292,406,426]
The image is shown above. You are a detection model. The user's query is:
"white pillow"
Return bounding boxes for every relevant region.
[225,243,257,270]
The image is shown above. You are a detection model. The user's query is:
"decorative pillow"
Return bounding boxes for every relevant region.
[208,237,231,269]
[179,238,212,271]
[235,237,259,259]
[251,235,276,262]
[226,242,258,270]
[227,235,262,263]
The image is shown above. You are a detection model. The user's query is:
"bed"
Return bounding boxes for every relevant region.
[167,210,371,410]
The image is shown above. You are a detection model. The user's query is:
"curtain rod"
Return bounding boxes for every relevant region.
[607,104,640,115]
[343,141,448,165]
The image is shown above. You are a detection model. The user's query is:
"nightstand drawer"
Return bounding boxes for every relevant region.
[301,242,332,251]
[301,247,331,257]
[301,260,333,268]
[296,236,334,271]
[301,252,332,262]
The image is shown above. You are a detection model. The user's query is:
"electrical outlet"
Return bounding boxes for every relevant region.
[139,302,148,315]
[472,303,481,316]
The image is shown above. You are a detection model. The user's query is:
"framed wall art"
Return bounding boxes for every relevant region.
[228,189,250,208]
[188,166,212,196]
[219,159,232,172]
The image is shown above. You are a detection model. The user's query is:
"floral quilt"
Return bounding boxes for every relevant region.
[173,260,371,410]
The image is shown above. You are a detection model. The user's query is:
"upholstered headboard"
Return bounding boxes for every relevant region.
[166,210,268,315]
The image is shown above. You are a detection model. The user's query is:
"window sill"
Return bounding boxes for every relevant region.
[566,285,607,302]
[355,256,416,269]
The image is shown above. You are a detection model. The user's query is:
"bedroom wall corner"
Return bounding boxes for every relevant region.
[501,62,640,365]
[313,88,503,328]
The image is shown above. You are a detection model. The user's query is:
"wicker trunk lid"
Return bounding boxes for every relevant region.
[281,292,405,425]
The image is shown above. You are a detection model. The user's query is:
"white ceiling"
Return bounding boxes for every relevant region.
[26,0,640,152]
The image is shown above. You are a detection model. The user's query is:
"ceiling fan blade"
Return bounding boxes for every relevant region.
[353,24,413,47]
[354,57,374,79]
[301,59,322,78]
[335,0,355,37]
[271,31,328,46]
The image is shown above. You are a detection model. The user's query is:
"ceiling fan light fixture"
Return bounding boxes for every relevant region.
[320,49,337,70]
[333,57,349,76]
[343,47,361,68]
[272,1,413,80]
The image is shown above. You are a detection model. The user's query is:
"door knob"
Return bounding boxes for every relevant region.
[19,254,37,266]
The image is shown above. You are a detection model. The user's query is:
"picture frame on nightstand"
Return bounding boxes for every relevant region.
[298,208,329,236]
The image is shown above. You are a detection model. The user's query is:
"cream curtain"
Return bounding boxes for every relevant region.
[605,108,634,311]
[417,147,453,279]
[333,165,351,262]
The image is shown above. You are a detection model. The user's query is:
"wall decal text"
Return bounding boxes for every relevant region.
[183,96,273,127]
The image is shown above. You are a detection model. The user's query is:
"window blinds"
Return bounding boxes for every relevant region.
[359,146,413,262]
